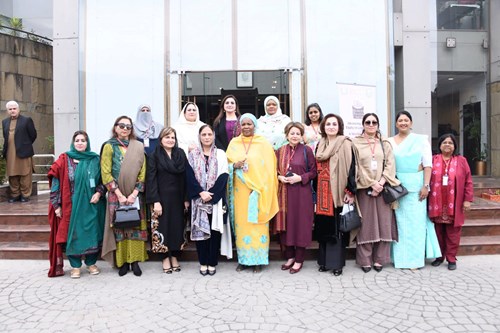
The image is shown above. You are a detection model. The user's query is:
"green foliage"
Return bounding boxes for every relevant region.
[46,135,54,153]
[9,17,23,36]
[462,107,487,161]
[0,145,6,185]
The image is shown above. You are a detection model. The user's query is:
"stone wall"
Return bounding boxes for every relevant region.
[0,33,53,155]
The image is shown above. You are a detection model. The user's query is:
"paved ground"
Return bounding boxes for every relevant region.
[1,256,499,333]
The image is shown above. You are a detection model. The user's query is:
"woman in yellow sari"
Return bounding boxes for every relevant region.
[226,113,279,273]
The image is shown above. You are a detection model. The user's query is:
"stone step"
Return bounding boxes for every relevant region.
[462,219,500,237]
[0,225,50,242]
[0,213,48,225]
[2,236,500,260]
[458,235,500,255]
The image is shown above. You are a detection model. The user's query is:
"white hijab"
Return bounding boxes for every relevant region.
[257,96,291,150]
[173,102,206,155]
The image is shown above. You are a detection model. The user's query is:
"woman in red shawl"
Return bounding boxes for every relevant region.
[47,131,106,278]
[428,134,473,270]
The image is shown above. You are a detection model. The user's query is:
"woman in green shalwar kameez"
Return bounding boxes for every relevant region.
[100,115,148,277]
[48,131,106,278]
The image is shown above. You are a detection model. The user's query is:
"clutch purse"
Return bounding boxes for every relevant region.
[339,203,361,232]
[114,205,141,228]
[382,184,409,204]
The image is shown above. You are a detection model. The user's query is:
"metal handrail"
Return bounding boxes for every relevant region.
[0,25,52,44]
[33,154,55,178]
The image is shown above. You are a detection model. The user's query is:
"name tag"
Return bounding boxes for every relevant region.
[89,178,96,188]
[144,138,150,147]
[442,175,449,186]
[370,160,378,171]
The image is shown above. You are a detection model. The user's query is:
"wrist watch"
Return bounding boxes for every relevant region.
[424,184,430,191]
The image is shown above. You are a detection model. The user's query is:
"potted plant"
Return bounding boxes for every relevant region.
[481,189,500,202]
[462,105,487,175]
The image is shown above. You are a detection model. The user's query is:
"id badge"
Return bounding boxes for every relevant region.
[89,178,96,188]
[443,175,449,186]
[242,162,249,173]
[144,138,150,148]
[370,159,378,171]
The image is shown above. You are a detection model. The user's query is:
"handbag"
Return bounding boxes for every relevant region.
[339,203,361,232]
[378,138,409,204]
[382,183,409,204]
[114,205,141,228]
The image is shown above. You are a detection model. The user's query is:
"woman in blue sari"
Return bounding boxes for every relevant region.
[388,111,441,269]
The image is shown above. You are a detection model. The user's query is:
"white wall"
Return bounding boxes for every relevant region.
[84,0,165,151]
[305,0,390,134]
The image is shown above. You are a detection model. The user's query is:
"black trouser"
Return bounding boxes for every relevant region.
[195,229,222,266]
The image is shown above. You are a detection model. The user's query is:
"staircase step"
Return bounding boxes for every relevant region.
[0,225,50,242]
[458,235,500,255]
[0,214,48,225]
[462,219,500,236]
[0,242,49,259]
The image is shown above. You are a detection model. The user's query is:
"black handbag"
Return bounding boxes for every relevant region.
[339,204,361,232]
[114,205,141,228]
[382,183,409,204]
[379,139,409,204]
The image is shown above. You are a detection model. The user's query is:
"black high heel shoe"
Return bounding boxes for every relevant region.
[361,266,371,273]
[332,269,343,276]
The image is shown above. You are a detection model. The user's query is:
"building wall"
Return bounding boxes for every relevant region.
[0,33,53,154]
[490,0,500,176]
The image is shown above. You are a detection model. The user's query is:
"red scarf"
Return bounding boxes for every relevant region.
[275,144,296,233]
[428,154,457,218]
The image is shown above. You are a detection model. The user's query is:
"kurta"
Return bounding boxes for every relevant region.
[146,147,187,252]
[227,134,279,266]
[101,141,148,267]
[428,155,473,227]
[276,143,317,247]
[352,136,399,245]
[388,133,441,268]
[303,124,321,156]
[7,119,32,176]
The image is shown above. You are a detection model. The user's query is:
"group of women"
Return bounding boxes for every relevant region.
[47,96,473,278]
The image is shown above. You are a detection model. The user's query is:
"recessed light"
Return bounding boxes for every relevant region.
[448,77,454,81]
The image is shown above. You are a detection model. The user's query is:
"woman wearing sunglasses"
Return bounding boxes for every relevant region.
[100,116,148,277]
[352,113,399,273]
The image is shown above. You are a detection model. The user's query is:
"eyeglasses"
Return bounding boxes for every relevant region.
[116,123,132,130]
[364,120,378,126]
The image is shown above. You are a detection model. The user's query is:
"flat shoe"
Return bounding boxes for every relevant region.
[332,269,343,276]
[118,264,129,276]
[172,266,181,272]
[236,264,246,272]
[70,268,81,279]
[199,269,208,276]
[448,262,457,270]
[361,266,371,273]
[373,265,383,272]
[87,265,100,275]
[253,265,262,273]
[289,263,303,274]
[208,267,216,276]
[431,259,444,267]
[131,262,142,276]
[281,261,294,271]
[318,265,328,272]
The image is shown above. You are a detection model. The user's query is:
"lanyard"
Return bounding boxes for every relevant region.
[242,135,254,156]
[116,138,128,150]
[443,156,452,175]
[366,136,377,159]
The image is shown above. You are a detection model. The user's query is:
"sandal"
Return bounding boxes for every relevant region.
[87,265,100,275]
[163,268,173,274]
[70,268,81,279]
[172,266,181,272]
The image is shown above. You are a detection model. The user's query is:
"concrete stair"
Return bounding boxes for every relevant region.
[1,177,500,260]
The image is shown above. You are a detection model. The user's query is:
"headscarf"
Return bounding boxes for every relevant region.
[188,129,219,241]
[239,113,258,128]
[257,96,291,149]
[173,102,206,154]
[133,104,163,140]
